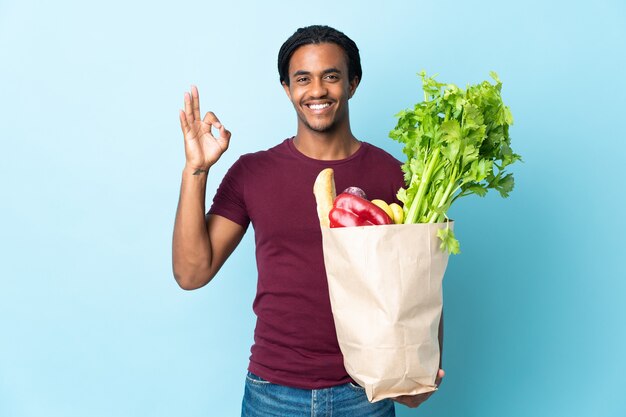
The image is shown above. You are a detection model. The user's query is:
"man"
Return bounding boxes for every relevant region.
[172,25,444,416]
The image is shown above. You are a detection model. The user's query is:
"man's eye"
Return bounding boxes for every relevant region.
[325,75,339,80]
[297,77,309,83]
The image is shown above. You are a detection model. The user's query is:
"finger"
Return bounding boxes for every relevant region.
[217,124,231,141]
[202,111,222,129]
[184,92,194,125]
[215,125,231,153]
[179,109,190,135]
[191,85,201,121]
[435,369,445,386]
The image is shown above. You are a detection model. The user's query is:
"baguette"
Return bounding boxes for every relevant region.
[313,168,336,227]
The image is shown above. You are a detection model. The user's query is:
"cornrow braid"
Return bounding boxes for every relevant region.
[278,25,362,86]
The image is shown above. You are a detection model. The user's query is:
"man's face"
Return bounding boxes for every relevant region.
[282,43,359,134]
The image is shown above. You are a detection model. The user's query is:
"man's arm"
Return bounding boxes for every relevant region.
[172,167,245,290]
[171,85,244,290]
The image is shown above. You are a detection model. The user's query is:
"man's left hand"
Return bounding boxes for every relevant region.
[392,369,445,408]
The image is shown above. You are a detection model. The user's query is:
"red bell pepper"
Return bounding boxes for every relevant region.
[329,193,393,228]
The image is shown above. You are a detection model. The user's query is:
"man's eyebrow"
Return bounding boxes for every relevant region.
[292,68,343,77]
[322,68,342,75]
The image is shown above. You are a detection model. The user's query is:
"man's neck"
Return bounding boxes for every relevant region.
[292,128,361,161]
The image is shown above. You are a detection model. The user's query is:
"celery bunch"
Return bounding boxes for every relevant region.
[389,71,521,254]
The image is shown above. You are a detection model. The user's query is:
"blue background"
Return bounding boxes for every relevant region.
[1,0,625,416]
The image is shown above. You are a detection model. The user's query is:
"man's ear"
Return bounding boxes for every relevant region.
[282,81,292,100]
[348,76,360,99]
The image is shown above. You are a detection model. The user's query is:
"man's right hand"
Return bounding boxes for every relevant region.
[178,85,231,172]
[173,85,244,290]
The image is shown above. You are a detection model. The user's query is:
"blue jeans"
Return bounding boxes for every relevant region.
[241,372,395,417]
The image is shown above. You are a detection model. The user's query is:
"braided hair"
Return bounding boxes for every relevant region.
[278,25,362,86]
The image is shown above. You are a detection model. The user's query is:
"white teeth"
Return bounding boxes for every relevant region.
[308,103,330,110]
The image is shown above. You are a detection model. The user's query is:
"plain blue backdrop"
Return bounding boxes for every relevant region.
[1,0,625,416]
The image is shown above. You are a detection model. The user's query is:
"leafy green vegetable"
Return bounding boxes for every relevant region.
[389,71,521,254]
[437,224,460,255]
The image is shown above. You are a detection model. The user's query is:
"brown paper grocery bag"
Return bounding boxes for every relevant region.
[321,222,452,402]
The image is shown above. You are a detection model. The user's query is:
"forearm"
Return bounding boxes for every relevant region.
[172,166,213,289]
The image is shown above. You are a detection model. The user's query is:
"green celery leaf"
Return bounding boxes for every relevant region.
[494,173,515,198]
[437,227,461,254]
[489,71,501,85]
[465,183,488,197]
[397,187,408,205]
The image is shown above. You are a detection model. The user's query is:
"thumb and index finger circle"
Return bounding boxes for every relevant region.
[202,111,222,128]
[203,111,231,141]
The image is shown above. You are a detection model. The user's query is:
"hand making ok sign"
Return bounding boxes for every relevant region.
[178,85,231,173]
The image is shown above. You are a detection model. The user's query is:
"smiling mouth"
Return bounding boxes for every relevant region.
[305,102,332,111]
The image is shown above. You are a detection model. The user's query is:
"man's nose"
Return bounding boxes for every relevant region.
[310,78,328,97]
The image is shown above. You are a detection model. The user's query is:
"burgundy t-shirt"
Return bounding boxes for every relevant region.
[208,137,405,389]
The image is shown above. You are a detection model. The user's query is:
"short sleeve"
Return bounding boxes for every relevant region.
[208,157,250,229]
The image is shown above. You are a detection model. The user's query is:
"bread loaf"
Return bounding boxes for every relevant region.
[313,168,336,227]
